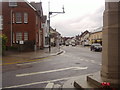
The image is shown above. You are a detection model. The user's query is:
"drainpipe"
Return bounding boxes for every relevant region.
[10,9,13,46]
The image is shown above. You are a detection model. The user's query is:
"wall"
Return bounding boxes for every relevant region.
[2,2,37,47]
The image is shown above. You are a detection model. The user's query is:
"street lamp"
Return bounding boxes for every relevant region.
[48,5,65,53]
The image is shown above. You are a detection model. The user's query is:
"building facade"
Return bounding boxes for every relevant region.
[2,1,44,51]
[0,15,2,34]
[50,27,61,47]
[30,2,44,49]
[0,2,2,33]
[89,27,102,45]
[42,16,49,48]
[80,30,90,46]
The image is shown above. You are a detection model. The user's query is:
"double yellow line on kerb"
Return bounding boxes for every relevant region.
[0,56,51,66]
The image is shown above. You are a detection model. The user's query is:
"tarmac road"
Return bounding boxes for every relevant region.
[2,45,102,89]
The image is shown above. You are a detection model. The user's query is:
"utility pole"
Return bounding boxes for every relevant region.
[48,3,65,53]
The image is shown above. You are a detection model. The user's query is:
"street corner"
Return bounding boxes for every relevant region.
[50,49,65,56]
[56,50,64,55]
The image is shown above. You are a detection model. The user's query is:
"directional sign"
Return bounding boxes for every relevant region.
[16,67,88,77]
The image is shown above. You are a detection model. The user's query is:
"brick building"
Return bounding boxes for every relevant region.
[30,2,44,49]
[2,0,44,51]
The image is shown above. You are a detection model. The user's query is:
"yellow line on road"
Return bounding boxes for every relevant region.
[1,50,64,66]
[1,56,51,66]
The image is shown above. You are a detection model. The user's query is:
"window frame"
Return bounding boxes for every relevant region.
[15,12,22,24]
[16,32,22,41]
[12,13,15,23]
[9,0,17,7]
[12,32,15,43]
[24,13,28,24]
[24,32,28,41]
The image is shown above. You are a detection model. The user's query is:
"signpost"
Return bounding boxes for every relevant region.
[48,2,65,53]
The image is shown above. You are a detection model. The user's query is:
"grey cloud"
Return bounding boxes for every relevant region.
[52,5,105,36]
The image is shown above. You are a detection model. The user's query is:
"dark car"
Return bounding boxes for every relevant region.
[90,43,102,52]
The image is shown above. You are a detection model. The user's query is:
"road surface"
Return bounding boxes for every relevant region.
[2,45,102,88]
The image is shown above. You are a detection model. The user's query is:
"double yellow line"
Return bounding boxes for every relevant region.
[0,56,51,66]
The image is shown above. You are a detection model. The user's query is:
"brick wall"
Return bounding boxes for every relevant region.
[2,2,42,50]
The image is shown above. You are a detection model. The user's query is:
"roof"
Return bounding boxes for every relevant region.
[30,2,43,16]
[42,16,47,23]
[24,0,36,11]
[50,27,61,35]
[80,30,90,37]
[91,27,102,33]
[2,0,37,11]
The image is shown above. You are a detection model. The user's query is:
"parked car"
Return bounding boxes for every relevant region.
[65,43,69,46]
[71,43,76,46]
[83,41,89,46]
[90,43,102,52]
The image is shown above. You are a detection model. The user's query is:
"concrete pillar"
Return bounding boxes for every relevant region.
[101,1,120,87]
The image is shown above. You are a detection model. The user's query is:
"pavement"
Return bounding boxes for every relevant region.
[1,46,63,65]
[45,73,96,89]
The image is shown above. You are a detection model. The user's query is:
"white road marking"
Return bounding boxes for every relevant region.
[90,60,96,63]
[85,60,89,62]
[72,67,88,70]
[4,76,77,88]
[17,61,42,66]
[16,67,88,77]
[80,59,84,61]
[45,83,54,88]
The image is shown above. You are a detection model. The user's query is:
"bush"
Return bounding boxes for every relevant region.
[0,34,8,55]
[2,34,8,50]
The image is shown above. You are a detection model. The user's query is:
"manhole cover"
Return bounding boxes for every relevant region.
[75,63,81,64]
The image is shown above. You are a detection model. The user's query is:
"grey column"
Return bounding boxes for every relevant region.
[101,1,120,87]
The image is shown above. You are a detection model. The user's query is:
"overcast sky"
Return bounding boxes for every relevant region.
[28,0,105,37]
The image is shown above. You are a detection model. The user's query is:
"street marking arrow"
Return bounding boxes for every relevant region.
[16,66,88,77]
[72,67,88,70]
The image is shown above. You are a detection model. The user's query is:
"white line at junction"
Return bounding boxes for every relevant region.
[4,76,76,88]
[4,73,92,89]
[16,67,88,77]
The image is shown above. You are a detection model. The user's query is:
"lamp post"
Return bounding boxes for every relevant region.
[48,4,65,53]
